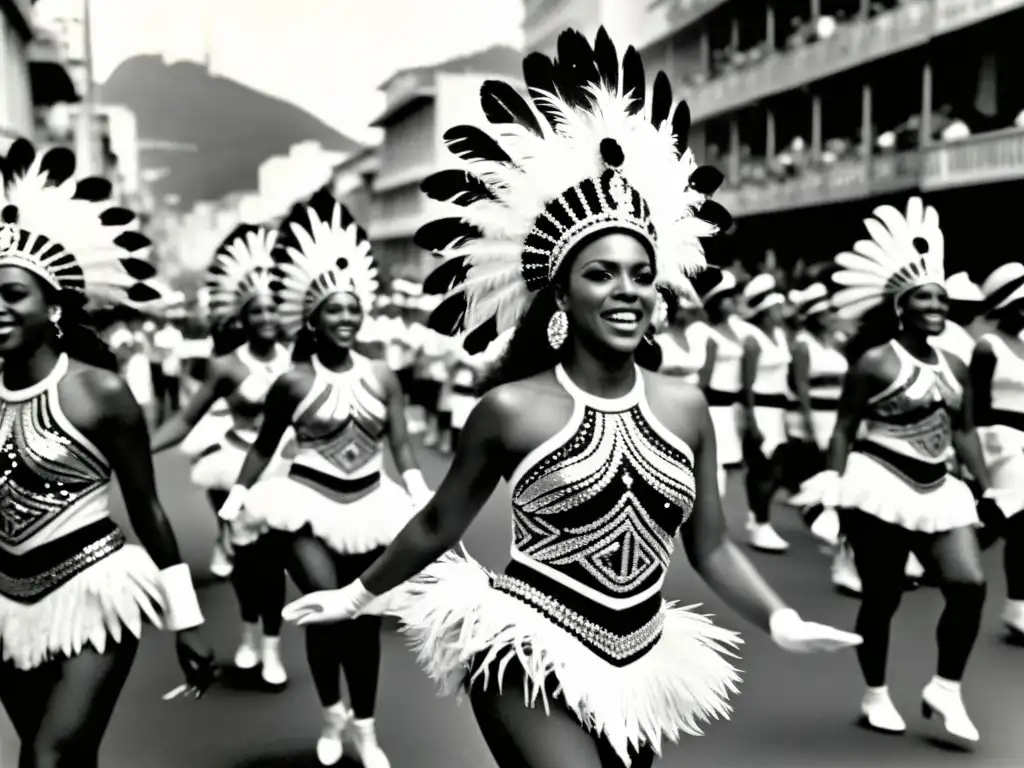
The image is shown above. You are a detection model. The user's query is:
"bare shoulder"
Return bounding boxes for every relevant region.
[273,363,316,402]
[937,347,968,379]
[59,360,138,430]
[473,371,574,452]
[855,343,897,380]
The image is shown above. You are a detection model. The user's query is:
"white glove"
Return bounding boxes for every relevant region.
[281,579,377,626]
[217,485,248,522]
[158,564,205,631]
[402,469,433,509]
[769,608,862,654]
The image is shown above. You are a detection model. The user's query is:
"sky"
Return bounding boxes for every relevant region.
[35,0,525,144]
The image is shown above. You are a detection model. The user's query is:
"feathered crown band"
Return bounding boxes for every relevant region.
[416,27,731,352]
[832,197,945,320]
[205,224,276,324]
[0,139,158,305]
[271,189,379,338]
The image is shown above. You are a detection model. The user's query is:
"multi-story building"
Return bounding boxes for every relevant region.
[524,0,1024,280]
[369,46,522,285]
[0,0,33,149]
[331,146,381,229]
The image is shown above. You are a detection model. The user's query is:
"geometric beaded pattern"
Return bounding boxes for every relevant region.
[491,572,665,665]
[293,363,388,477]
[0,390,109,548]
[511,404,696,599]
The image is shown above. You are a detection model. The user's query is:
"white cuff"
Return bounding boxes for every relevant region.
[769,607,801,641]
[158,564,204,631]
[402,469,430,501]
[819,470,841,509]
[218,485,248,522]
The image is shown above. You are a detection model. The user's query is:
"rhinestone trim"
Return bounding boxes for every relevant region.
[0,529,126,601]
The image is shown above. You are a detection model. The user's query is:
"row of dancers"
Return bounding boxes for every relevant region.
[0,25,1019,768]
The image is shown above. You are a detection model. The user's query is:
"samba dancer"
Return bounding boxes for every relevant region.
[282,29,860,768]
[794,198,1002,742]
[151,225,292,687]
[219,189,433,767]
[0,139,215,766]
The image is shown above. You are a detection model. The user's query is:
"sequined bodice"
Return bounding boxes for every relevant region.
[0,355,110,553]
[861,341,962,463]
[509,366,696,609]
[225,344,290,434]
[291,354,388,479]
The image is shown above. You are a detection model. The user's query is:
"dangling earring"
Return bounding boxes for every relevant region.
[547,309,568,350]
[896,311,904,331]
[652,292,669,333]
[50,308,63,340]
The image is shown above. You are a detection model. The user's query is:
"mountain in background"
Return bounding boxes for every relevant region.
[99,56,363,209]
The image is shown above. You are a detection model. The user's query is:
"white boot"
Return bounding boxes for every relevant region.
[260,635,287,687]
[749,522,790,553]
[809,508,840,547]
[860,685,906,733]
[233,622,260,670]
[1001,599,1024,636]
[905,552,925,580]
[316,703,352,766]
[210,541,234,578]
[345,718,391,768]
[831,542,862,596]
[921,676,980,742]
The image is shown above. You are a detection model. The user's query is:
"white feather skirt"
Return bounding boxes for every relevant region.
[242,471,417,616]
[394,550,743,764]
[979,425,1024,518]
[709,404,743,467]
[0,544,164,671]
[180,408,233,460]
[796,452,978,533]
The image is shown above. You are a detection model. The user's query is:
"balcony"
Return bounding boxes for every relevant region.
[922,127,1024,189]
[716,152,921,217]
[933,0,1024,34]
[687,1,933,121]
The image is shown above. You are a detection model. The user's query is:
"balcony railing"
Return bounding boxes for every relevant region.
[922,127,1024,189]
[933,0,1024,34]
[687,1,933,121]
[716,152,921,217]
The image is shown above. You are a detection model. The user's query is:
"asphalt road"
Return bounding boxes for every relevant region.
[2,442,1023,767]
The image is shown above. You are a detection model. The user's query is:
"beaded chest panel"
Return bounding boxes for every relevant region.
[0,391,109,548]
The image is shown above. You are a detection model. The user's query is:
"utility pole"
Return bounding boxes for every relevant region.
[76,0,97,176]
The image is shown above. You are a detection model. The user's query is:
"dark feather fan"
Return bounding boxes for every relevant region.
[413,218,482,254]
[444,126,512,165]
[423,255,469,295]
[421,170,496,207]
[480,80,543,136]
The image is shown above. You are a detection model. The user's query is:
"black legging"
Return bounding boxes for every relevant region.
[0,637,138,768]
[842,510,986,687]
[743,435,783,525]
[207,490,284,635]
[1005,514,1024,601]
[268,529,383,717]
[468,656,656,768]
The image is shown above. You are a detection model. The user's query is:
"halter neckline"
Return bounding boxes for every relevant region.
[554,364,643,412]
[0,353,69,402]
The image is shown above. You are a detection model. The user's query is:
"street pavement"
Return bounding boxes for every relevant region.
[2,441,1023,767]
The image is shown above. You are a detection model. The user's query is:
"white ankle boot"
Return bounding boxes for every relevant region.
[921,677,979,742]
[749,522,790,553]
[831,543,862,596]
[260,636,287,687]
[1002,599,1024,636]
[809,507,840,547]
[345,718,391,768]
[316,704,352,766]
[905,552,925,580]
[859,686,905,733]
[234,623,260,670]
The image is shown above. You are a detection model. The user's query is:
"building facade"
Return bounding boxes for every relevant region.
[0,0,34,148]
[524,0,1024,279]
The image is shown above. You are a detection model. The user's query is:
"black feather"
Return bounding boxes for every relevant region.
[120,257,156,279]
[593,27,619,92]
[465,316,499,354]
[413,218,481,253]
[555,30,600,108]
[423,256,469,295]
[421,170,496,207]
[621,46,645,115]
[74,177,113,201]
[428,294,468,335]
[480,80,543,136]
[650,72,672,129]
[522,52,562,130]
[99,207,136,226]
[127,283,161,302]
[39,148,76,184]
[5,139,36,180]
[699,200,733,233]
[671,101,692,156]
[114,232,151,252]
[443,126,512,165]
[689,166,724,195]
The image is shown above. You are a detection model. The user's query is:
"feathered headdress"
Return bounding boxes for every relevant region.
[417,27,730,351]
[271,188,378,338]
[204,224,276,324]
[831,197,945,320]
[0,139,157,305]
